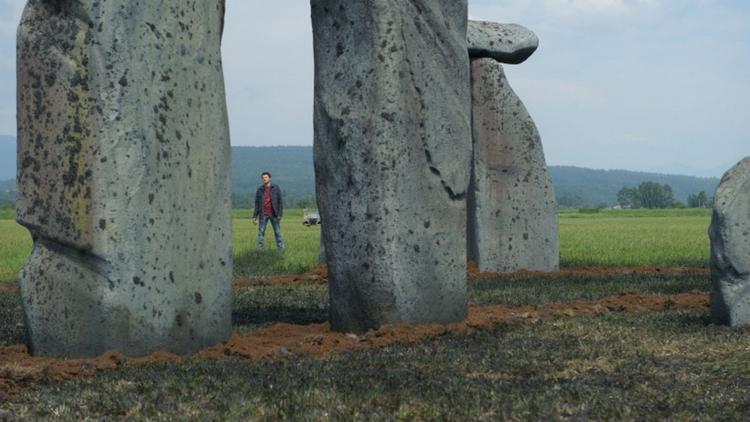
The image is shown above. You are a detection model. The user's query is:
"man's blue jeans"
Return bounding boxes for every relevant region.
[257,214,285,250]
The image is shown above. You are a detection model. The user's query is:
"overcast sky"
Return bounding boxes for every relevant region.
[1,1,748,177]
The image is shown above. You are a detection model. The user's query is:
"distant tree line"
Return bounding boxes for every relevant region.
[617,181,713,209]
[686,191,713,208]
[550,165,719,208]
[557,194,609,210]
[557,194,587,208]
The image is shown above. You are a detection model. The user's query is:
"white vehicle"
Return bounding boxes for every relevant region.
[302,208,322,226]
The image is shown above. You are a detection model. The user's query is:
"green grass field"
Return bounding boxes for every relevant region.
[0,208,712,282]
[559,209,711,267]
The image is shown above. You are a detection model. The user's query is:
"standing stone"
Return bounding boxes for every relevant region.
[709,157,750,326]
[468,58,559,272]
[16,1,232,357]
[311,0,472,332]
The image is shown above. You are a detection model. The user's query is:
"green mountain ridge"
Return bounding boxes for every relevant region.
[1,144,720,208]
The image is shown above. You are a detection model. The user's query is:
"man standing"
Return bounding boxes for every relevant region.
[252,172,285,250]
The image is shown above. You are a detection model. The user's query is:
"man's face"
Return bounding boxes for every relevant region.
[262,174,271,185]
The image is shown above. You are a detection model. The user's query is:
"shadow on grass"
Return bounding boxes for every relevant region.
[233,249,287,277]
[232,285,329,329]
[600,307,716,334]
[232,304,328,328]
[233,249,311,278]
[470,273,710,307]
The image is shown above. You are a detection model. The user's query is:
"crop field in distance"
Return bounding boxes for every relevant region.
[558,208,711,267]
[0,208,711,282]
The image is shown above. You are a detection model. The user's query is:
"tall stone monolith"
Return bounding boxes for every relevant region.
[709,157,750,326]
[16,1,232,357]
[468,56,559,272]
[311,0,472,332]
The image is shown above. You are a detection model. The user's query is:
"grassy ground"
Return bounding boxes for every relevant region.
[233,209,321,277]
[0,221,31,283]
[5,272,750,420]
[0,208,711,282]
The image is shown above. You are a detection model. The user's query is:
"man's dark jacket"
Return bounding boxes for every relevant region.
[253,184,283,218]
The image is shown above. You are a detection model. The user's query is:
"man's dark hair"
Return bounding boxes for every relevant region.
[261,171,272,178]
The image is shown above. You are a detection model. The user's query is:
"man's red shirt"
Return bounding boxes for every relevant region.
[263,185,273,216]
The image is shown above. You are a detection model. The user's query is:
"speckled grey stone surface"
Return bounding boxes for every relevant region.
[311,0,471,333]
[468,58,559,273]
[16,0,232,357]
[709,157,750,326]
[467,20,538,64]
